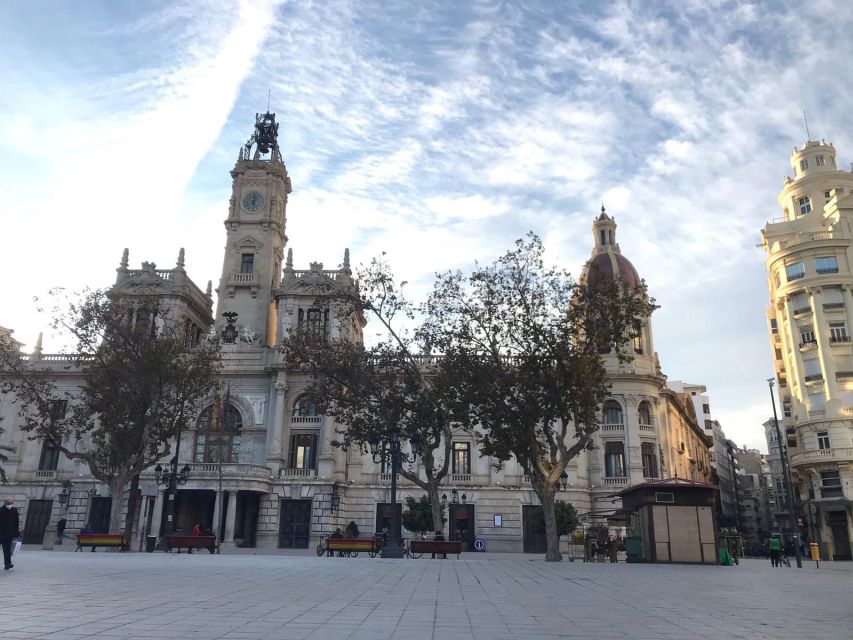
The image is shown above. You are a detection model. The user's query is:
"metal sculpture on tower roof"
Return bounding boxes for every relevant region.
[243,111,282,162]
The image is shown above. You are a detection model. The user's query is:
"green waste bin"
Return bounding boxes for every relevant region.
[625,536,641,563]
[718,547,734,566]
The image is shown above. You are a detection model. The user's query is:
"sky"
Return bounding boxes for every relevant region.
[2,0,853,453]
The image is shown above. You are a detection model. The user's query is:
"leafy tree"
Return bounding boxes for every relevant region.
[531,501,578,540]
[0,423,13,482]
[281,257,465,532]
[422,234,655,561]
[0,289,220,533]
[401,495,445,537]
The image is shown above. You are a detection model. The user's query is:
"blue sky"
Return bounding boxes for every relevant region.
[2,0,853,452]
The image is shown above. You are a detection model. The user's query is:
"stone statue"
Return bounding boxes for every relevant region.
[240,326,257,344]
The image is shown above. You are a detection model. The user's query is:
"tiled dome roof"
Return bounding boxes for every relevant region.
[583,252,641,289]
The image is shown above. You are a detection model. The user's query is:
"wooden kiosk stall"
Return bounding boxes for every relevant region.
[618,478,719,564]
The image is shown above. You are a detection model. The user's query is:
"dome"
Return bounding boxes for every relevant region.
[583,252,641,289]
[580,205,642,289]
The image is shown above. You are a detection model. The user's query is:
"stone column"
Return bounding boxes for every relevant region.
[809,287,835,400]
[222,491,239,545]
[150,491,165,540]
[269,380,287,465]
[624,395,642,483]
[212,490,223,539]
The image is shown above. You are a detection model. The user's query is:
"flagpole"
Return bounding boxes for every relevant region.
[217,383,228,552]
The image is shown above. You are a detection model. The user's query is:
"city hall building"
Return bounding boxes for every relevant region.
[0,113,711,553]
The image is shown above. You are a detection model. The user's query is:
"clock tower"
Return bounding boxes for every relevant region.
[214,112,292,346]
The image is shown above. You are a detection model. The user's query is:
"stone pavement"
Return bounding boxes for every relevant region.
[0,552,850,640]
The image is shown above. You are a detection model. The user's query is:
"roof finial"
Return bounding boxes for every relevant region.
[205,280,213,297]
[285,247,293,270]
[176,248,185,269]
[32,332,43,359]
[803,109,811,141]
[601,202,606,215]
[343,248,350,271]
[120,248,129,269]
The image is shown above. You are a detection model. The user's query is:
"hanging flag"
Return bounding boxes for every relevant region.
[218,383,228,426]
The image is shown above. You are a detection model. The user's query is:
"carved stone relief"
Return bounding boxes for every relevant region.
[244,394,266,425]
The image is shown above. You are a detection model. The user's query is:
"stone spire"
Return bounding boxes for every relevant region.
[176,248,185,269]
[31,332,43,362]
[120,248,129,270]
[206,280,213,297]
[592,203,619,255]
[285,247,293,271]
[342,248,351,273]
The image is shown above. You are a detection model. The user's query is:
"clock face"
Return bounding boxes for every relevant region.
[242,191,265,212]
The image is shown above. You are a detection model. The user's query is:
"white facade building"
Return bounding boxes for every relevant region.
[0,113,713,553]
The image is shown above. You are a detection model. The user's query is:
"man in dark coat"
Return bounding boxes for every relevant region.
[0,496,21,570]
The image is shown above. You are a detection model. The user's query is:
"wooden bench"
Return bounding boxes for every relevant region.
[409,540,463,558]
[165,535,217,554]
[326,538,379,555]
[75,533,128,552]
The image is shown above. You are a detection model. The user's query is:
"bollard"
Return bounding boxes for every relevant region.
[810,542,820,569]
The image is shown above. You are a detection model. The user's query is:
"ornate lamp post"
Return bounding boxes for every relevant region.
[768,377,802,568]
[57,480,72,510]
[369,425,421,558]
[155,419,191,536]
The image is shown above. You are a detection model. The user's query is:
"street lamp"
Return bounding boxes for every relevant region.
[451,488,459,504]
[768,377,802,568]
[57,480,72,510]
[370,425,420,558]
[155,415,192,536]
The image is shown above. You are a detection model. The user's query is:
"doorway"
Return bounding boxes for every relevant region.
[22,499,53,544]
[522,505,547,554]
[88,497,112,533]
[449,504,475,551]
[828,511,851,560]
[235,492,260,547]
[279,499,312,548]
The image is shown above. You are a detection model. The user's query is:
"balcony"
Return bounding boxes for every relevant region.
[450,474,471,485]
[823,302,845,313]
[600,423,625,433]
[603,476,629,487]
[793,306,812,317]
[790,447,853,468]
[816,267,839,275]
[290,416,322,425]
[787,272,806,281]
[836,371,853,380]
[807,409,826,418]
[184,462,272,480]
[804,373,824,384]
[799,341,818,352]
[225,272,259,298]
[638,423,655,433]
[279,467,318,479]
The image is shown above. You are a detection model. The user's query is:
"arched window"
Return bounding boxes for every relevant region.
[602,400,623,425]
[638,401,653,426]
[293,395,318,417]
[194,403,243,463]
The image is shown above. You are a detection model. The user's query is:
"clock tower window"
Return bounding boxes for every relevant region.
[241,254,255,274]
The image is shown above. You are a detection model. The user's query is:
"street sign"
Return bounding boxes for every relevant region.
[474,538,486,552]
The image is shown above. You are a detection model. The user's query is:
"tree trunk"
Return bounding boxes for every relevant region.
[540,485,562,562]
[123,474,140,544]
[108,474,130,535]
[427,481,444,536]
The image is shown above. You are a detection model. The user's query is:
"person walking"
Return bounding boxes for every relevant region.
[0,496,21,570]
[768,536,781,567]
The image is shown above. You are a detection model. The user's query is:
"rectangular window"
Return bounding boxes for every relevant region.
[800,159,809,171]
[604,441,626,477]
[817,431,830,450]
[786,262,806,281]
[641,443,658,478]
[797,196,812,215]
[825,190,832,204]
[38,441,60,471]
[290,433,317,469]
[816,155,825,166]
[803,358,821,378]
[815,256,838,274]
[632,321,643,354]
[599,229,606,246]
[770,318,778,334]
[452,442,471,474]
[240,254,254,274]
[820,470,842,497]
[829,322,849,343]
[50,399,68,421]
[702,403,710,415]
[298,308,327,339]
[799,326,816,346]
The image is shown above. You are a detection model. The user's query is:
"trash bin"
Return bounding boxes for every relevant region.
[145,535,157,553]
[625,536,641,563]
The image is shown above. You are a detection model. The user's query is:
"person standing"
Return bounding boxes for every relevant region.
[431,530,446,559]
[768,536,781,567]
[0,496,21,570]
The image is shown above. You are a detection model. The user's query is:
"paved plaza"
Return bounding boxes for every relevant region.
[0,551,850,640]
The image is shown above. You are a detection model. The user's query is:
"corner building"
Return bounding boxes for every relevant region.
[0,114,711,553]
[761,139,853,560]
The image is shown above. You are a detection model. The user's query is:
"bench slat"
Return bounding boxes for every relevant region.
[326,539,378,551]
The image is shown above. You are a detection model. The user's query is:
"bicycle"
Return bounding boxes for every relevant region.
[316,536,328,557]
[780,554,791,567]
